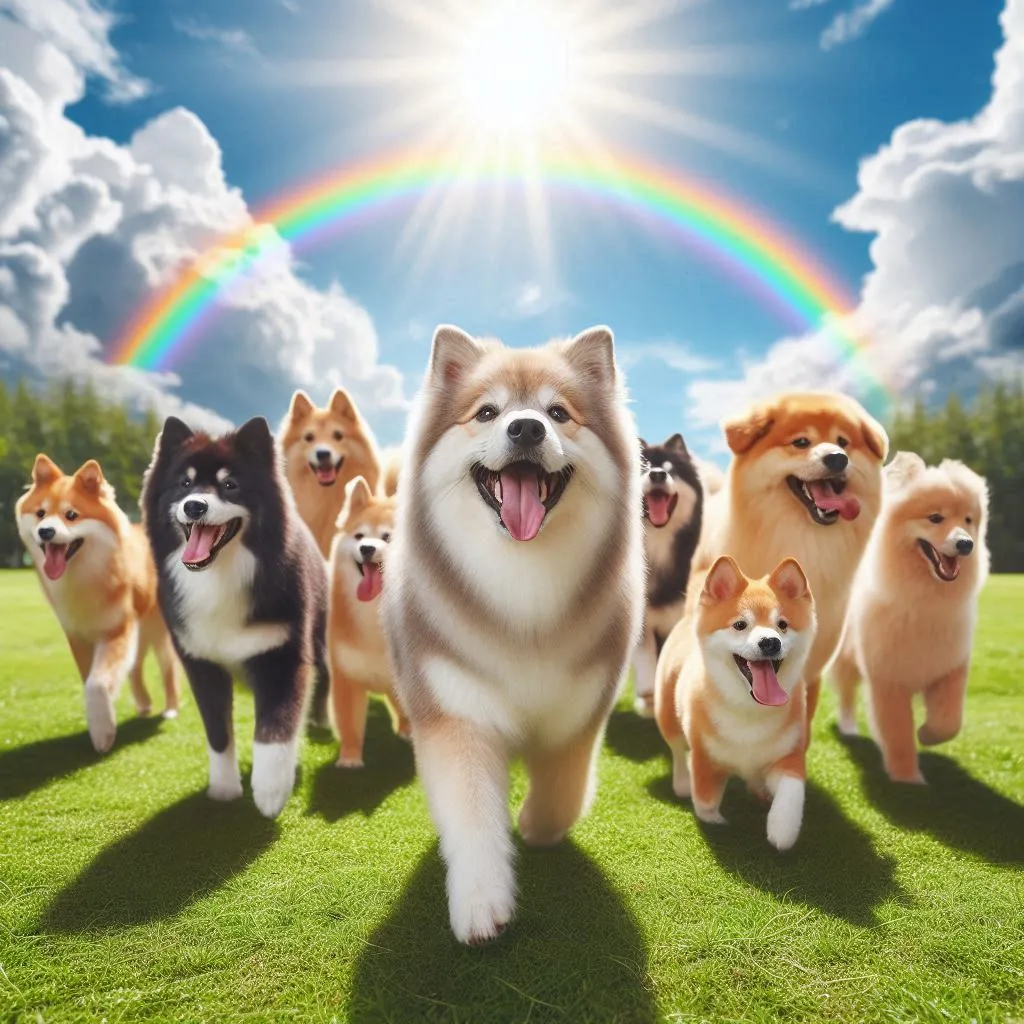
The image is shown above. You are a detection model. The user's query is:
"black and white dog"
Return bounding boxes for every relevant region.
[141,415,328,818]
[632,432,704,717]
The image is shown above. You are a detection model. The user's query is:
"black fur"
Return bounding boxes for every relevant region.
[640,432,704,655]
[141,415,329,776]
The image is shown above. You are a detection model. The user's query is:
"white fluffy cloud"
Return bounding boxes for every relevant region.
[689,0,1024,427]
[0,0,408,438]
[789,0,897,50]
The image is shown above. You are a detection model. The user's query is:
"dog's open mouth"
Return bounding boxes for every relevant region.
[356,559,384,602]
[787,475,861,526]
[310,457,344,487]
[473,460,574,542]
[644,489,678,528]
[40,539,84,581]
[181,519,242,571]
[733,655,787,706]
[917,539,960,582]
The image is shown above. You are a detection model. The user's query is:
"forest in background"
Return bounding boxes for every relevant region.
[1,377,1022,570]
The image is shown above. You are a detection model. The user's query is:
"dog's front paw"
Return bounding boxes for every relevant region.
[84,682,116,753]
[208,778,244,802]
[693,803,726,825]
[633,695,655,719]
[837,711,859,737]
[917,723,958,747]
[207,744,243,801]
[887,769,927,786]
[766,776,805,851]
[672,763,692,799]
[251,740,298,818]
[448,861,516,946]
[335,755,365,769]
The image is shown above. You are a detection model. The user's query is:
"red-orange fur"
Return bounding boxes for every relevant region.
[15,454,179,750]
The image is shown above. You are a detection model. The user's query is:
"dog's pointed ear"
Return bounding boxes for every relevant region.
[723,405,774,455]
[235,417,275,462]
[429,325,488,389]
[158,416,195,455]
[342,475,373,522]
[884,451,926,489]
[560,325,616,388]
[328,387,357,421]
[702,556,747,604]
[769,558,811,602]
[287,390,314,422]
[664,432,689,457]
[860,411,889,462]
[73,459,106,495]
[32,453,62,485]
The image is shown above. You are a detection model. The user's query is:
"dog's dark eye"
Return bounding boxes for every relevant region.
[928,513,945,524]
[475,404,498,423]
[732,621,747,631]
[181,477,192,489]
[791,438,811,449]
[333,430,343,441]
[965,516,973,524]
[222,478,237,491]
[778,619,789,632]
[35,509,45,520]
[304,432,315,443]
[65,510,78,521]
[548,405,570,424]
[381,531,391,543]
[353,532,364,541]
[837,436,850,449]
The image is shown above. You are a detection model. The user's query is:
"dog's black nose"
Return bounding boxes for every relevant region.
[758,636,782,657]
[315,448,333,464]
[183,499,208,521]
[38,526,55,542]
[507,417,546,447]
[956,537,974,555]
[823,451,849,473]
[648,468,668,485]
[359,543,377,561]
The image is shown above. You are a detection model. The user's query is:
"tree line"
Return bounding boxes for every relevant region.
[1,377,1022,570]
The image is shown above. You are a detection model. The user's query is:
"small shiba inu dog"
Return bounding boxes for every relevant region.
[142,416,328,819]
[327,475,408,767]
[16,454,179,751]
[279,388,382,559]
[694,392,887,738]
[381,324,644,945]
[655,555,817,850]
[632,433,704,717]
[832,452,990,784]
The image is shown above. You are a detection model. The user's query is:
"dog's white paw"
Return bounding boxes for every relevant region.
[694,803,726,825]
[633,695,655,719]
[207,743,243,801]
[84,682,116,753]
[766,776,805,851]
[672,763,692,799]
[837,712,859,737]
[448,867,516,946]
[251,740,298,818]
[162,707,179,721]
[335,755,365,769]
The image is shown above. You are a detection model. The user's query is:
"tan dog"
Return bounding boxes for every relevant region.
[327,475,409,767]
[279,389,382,558]
[693,392,888,737]
[15,454,179,751]
[656,555,817,850]
[831,452,989,783]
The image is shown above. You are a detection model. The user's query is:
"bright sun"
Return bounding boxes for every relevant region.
[456,4,571,137]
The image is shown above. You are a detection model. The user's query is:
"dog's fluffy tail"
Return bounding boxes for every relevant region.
[379,446,402,497]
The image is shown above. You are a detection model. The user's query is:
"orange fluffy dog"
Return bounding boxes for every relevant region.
[831,452,989,783]
[15,455,179,751]
[278,389,382,558]
[693,392,888,737]
[327,475,409,766]
[655,555,817,850]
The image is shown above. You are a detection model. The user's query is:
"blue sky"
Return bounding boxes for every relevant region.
[1,0,1019,460]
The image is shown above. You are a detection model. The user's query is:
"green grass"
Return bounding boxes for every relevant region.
[1,571,1022,1024]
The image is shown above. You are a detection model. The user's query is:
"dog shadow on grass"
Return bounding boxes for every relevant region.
[647,774,904,927]
[38,790,277,934]
[346,841,656,1024]
[839,730,1024,867]
[305,701,415,823]
[604,708,665,763]
[0,716,165,803]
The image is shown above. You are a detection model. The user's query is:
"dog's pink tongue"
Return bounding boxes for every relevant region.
[749,661,788,706]
[499,468,546,542]
[646,492,672,527]
[357,563,383,602]
[808,481,861,521]
[43,544,68,581]
[182,525,218,564]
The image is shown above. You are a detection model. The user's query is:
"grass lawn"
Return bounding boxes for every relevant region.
[1,570,1022,1023]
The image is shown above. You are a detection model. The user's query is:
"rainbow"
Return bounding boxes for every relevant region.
[108,147,888,414]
